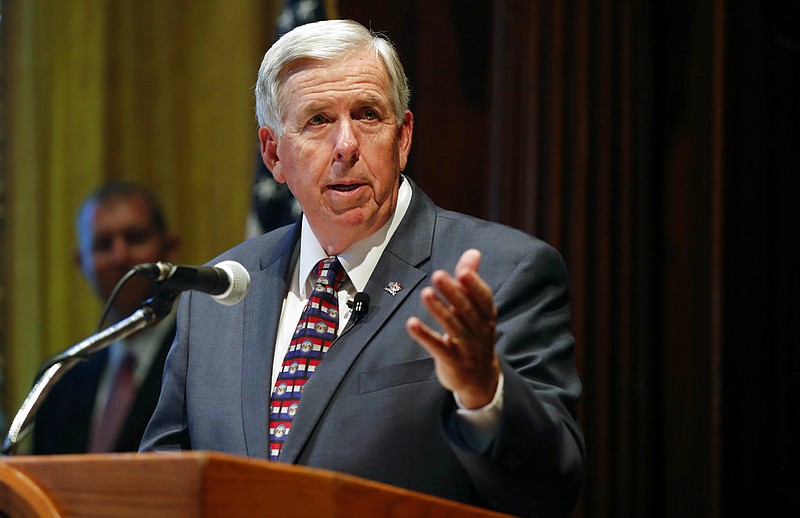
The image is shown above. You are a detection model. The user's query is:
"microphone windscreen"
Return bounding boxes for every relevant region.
[211,261,251,305]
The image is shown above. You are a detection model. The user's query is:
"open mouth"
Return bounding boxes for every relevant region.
[330,184,362,192]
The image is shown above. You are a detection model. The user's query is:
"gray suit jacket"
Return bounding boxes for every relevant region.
[141,181,584,517]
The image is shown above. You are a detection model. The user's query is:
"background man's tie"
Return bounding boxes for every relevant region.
[88,352,137,452]
[269,256,346,460]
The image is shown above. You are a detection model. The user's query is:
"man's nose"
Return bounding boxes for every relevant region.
[110,236,132,265]
[333,119,359,165]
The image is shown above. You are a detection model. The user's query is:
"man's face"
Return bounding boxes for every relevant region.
[76,195,175,317]
[259,50,413,255]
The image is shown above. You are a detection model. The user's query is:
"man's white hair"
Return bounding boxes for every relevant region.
[255,19,410,135]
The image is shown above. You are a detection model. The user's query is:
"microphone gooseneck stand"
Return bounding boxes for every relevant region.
[1,290,176,455]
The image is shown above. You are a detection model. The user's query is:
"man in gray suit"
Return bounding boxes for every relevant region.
[141,19,584,517]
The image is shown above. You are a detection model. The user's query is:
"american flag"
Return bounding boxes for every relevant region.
[276,0,330,38]
[247,0,337,237]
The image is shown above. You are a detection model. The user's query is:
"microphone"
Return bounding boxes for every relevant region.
[343,292,370,333]
[347,292,370,321]
[134,260,251,306]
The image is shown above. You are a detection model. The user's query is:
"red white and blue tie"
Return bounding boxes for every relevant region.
[269,256,346,460]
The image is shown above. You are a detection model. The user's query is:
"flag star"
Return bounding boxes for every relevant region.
[297,0,320,22]
[289,199,302,218]
[255,176,282,202]
[277,8,296,33]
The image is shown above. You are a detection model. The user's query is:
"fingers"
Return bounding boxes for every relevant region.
[405,315,461,396]
[405,249,501,408]
[426,277,471,339]
[455,248,481,278]
[453,270,495,322]
[405,316,448,355]
[408,249,497,352]
[430,251,496,330]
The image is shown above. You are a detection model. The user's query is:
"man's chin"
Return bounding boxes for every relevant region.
[330,205,391,232]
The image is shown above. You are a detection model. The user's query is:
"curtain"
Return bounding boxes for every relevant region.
[3,0,275,422]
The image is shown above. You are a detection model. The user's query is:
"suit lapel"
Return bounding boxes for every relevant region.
[277,181,437,463]
[241,224,299,458]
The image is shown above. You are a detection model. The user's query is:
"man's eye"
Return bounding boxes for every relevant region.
[361,109,379,121]
[92,238,112,253]
[308,114,327,126]
[124,230,153,246]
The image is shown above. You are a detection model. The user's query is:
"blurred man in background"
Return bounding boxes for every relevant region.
[33,180,178,453]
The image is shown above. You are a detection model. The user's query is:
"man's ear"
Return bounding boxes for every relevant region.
[397,110,414,172]
[258,126,285,183]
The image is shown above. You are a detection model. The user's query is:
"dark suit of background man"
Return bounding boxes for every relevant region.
[141,19,584,517]
[33,181,179,454]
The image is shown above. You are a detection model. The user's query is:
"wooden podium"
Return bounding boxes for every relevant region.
[0,451,509,517]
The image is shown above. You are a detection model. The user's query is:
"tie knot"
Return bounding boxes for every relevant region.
[315,256,346,291]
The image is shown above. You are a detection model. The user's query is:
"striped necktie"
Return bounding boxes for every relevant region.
[269,256,346,460]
